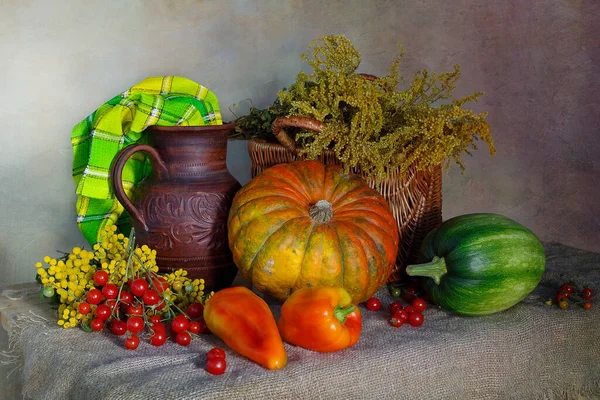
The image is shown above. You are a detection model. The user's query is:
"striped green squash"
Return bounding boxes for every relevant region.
[406,213,546,316]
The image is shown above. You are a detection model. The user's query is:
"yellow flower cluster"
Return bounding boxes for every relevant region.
[36,225,207,329]
[162,269,211,311]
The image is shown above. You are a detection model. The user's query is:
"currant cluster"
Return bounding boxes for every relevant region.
[365,283,428,328]
[36,225,213,350]
[553,281,594,310]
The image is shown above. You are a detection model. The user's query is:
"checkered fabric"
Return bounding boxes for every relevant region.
[71,76,222,245]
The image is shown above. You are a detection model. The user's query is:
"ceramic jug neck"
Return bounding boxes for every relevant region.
[145,125,233,179]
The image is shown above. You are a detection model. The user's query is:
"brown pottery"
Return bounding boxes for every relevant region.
[110,124,241,292]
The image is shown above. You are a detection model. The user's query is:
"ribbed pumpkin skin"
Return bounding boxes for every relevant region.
[227,160,399,304]
[412,213,546,316]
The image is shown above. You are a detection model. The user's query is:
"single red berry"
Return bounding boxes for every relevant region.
[171,315,190,333]
[188,321,201,335]
[412,297,427,312]
[392,309,409,324]
[90,318,104,331]
[126,303,144,316]
[110,319,127,336]
[555,292,569,304]
[404,305,418,314]
[149,314,162,325]
[87,288,103,305]
[142,289,161,306]
[206,358,226,375]
[150,329,167,346]
[78,302,91,315]
[93,270,109,286]
[129,278,149,297]
[389,301,403,314]
[94,304,112,320]
[402,285,418,302]
[125,334,140,350]
[583,301,593,310]
[151,276,169,294]
[365,297,382,311]
[582,288,594,300]
[207,347,226,361]
[126,315,145,334]
[388,315,405,328]
[175,331,192,346]
[408,311,425,327]
[118,291,133,305]
[187,302,204,318]
[101,284,119,300]
[559,282,575,294]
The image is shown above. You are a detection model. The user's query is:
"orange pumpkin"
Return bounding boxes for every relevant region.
[227,160,399,303]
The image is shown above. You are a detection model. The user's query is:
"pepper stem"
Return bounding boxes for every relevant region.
[334,305,356,324]
[309,200,333,223]
[405,256,447,285]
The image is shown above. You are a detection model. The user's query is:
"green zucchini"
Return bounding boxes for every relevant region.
[406,213,546,316]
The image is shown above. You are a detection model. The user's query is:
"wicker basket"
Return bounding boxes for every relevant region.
[247,115,443,283]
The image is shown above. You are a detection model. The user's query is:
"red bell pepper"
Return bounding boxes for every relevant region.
[204,286,287,370]
[277,287,362,353]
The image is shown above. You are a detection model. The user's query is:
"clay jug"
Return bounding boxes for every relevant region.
[110,124,241,292]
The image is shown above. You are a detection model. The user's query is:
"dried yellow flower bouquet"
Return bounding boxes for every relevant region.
[234,34,495,182]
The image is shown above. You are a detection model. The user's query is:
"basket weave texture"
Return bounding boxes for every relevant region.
[247,116,443,283]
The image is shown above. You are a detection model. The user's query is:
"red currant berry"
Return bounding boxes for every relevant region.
[150,329,167,346]
[93,270,109,286]
[188,321,201,335]
[87,288,103,305]
[129,278,149,297]
[142,289,161,306]
[365,297,382,311]
[101,284,119,300]
[389,301,403,314]
[110,320,127,336]
[408,311,425,327]
[392,309,409,324]
[94,304,112,321]
[402,285,418,302]
[207,347,226,361]
[125,334,140,350]
[412,297,427,312]
[404,305,418,314]
[175,331,192,346]
[90,318,104,331]
[206,357,226,375]
[78,302,91,315]
[388,315,406,328]
[126,316,145,334]
[187,302,204,318]
[582,288,594,300]
[171,315,190,333]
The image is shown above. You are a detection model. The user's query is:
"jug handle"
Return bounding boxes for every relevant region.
[109,144,169,231]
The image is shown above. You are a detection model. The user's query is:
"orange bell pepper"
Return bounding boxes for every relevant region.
[203,286,287,370]
[277,287,362,353]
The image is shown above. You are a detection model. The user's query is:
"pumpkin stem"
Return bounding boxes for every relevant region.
[405,256,447,285]
[309,200,333,223]
[333,304,356,324]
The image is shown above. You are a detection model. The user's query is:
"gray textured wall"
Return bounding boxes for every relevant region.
[0,0,598,285]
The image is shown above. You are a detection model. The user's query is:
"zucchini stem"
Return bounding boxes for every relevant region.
[405,256,447,285]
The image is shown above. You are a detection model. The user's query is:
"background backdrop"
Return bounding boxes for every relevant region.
[1,0,598,285]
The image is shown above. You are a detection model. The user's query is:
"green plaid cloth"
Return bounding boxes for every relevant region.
[72,76,222,245]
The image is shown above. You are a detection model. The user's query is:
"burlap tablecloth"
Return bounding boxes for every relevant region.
[2,242,599,400]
